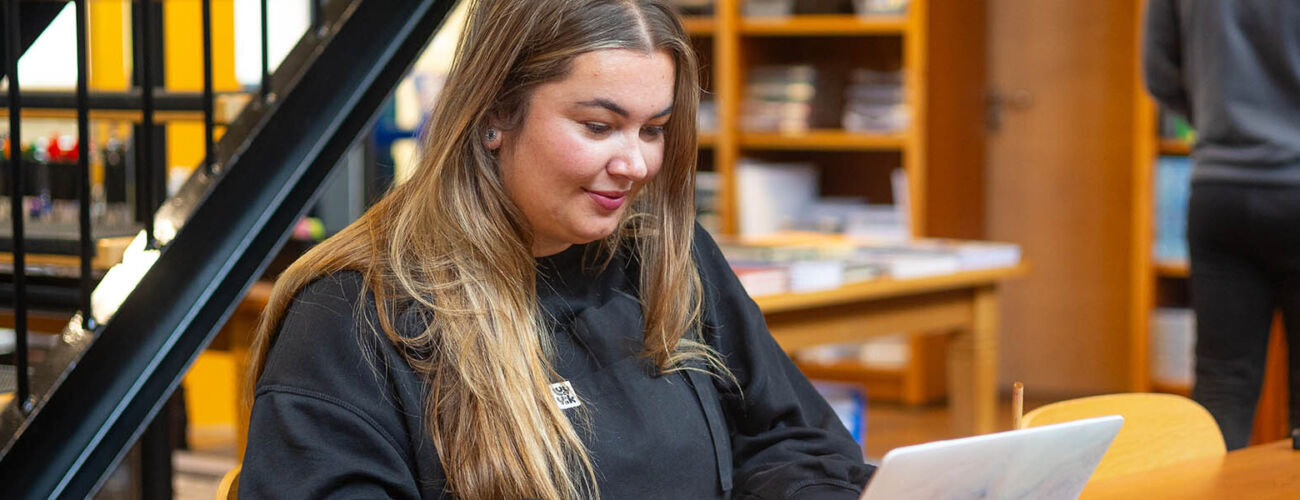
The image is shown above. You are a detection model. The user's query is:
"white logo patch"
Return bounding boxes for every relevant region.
[550,381,581,410]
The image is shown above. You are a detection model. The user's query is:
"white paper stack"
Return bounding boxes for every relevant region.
[788,259,846,292]
[1151,308,1196,387]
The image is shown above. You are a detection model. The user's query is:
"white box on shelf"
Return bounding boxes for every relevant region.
[1151,308,1196,387]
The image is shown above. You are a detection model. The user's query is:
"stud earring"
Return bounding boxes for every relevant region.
[485,128,499,144]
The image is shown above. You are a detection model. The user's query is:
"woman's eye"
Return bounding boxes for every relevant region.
[640,126,665,140]
[584,122,611,135]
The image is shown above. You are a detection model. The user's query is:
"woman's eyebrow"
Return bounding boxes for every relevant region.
[576,98,673,119]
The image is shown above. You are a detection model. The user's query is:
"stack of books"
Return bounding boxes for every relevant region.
[843,68,908,133]
[853,0,910,16]
[717,230,1023,297]
[741,65,818,133]
[695,170,722,234]
[742,0,795,17]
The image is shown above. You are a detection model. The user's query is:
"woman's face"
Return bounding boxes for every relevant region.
[496,49,675,257]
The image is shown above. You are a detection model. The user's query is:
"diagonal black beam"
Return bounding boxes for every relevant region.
[0,0,454,497]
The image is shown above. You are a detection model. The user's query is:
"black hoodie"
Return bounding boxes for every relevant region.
[240,224,874,499]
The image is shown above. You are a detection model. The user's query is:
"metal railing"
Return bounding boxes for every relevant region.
[0,0,454,496]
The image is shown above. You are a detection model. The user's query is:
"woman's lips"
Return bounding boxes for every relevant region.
[585,189,627,211]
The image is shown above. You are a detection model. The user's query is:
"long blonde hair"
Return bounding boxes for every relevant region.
[247,1,715,498]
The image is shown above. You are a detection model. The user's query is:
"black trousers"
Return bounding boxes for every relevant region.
[1188,182,1300,450]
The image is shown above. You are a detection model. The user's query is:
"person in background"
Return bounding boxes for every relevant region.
[1143,0,1300,450]
[239,0,874,498]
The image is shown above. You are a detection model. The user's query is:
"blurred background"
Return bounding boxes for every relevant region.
[0,0,1288,498]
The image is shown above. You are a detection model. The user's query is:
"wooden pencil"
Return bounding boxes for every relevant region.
[1012,382,1024,429]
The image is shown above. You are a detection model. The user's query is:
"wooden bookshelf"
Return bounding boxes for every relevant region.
[1150,381,1191,397]
[1153,259,1188,278]
[1157,138,1192,156]
[695,0,987,404]
[739,14,908,37]
[682,15,715,36]
[698,131,717,148]
[738,130,908,151]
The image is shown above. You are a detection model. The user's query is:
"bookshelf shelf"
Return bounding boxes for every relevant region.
[683,16,715,36]
[1150,381,1191,397]
[738,130,908,151]
[1157,138,1192,156]
[1153,259,1188,278]
[698,132,717,148]
[740,14,908,37]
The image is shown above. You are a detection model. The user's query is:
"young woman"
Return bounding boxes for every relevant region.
[240,1,874,498]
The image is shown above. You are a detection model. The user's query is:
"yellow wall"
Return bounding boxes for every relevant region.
[164,0,237,174]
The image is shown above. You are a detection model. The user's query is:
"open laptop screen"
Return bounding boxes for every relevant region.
[861,415,1123,500]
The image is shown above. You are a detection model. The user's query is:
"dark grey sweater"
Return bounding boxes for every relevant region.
[1143,0,1300,185]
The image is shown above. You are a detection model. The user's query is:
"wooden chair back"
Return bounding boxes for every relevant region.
[1022,393,1226,480]
[215,464,241,500]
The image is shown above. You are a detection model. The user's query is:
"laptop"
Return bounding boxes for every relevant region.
[860,415,1124,500]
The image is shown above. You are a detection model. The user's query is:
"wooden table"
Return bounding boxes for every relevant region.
[1081,440,1300,498]
[757,264,1028,436]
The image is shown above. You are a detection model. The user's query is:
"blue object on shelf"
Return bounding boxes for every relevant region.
[1154,156,1192,263]
[812,380,868,446]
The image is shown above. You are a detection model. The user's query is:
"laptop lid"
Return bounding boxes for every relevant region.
[861,415,1124,500]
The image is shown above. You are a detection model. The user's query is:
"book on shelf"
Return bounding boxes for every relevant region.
[695,170,721,234]
[741,65,820,132]
[1155,155,1191,263]
[851,239,1020,278]
[1151,307,1195,388]
[736,158,910,241]
[736,159,820,237]
[906,238,1023,271]
[738,0,911,17]
[787,259,847,292]
[731,263,791,297]
[843,68,909,133]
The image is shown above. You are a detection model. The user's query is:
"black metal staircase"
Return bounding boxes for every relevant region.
[0,0,455,497]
